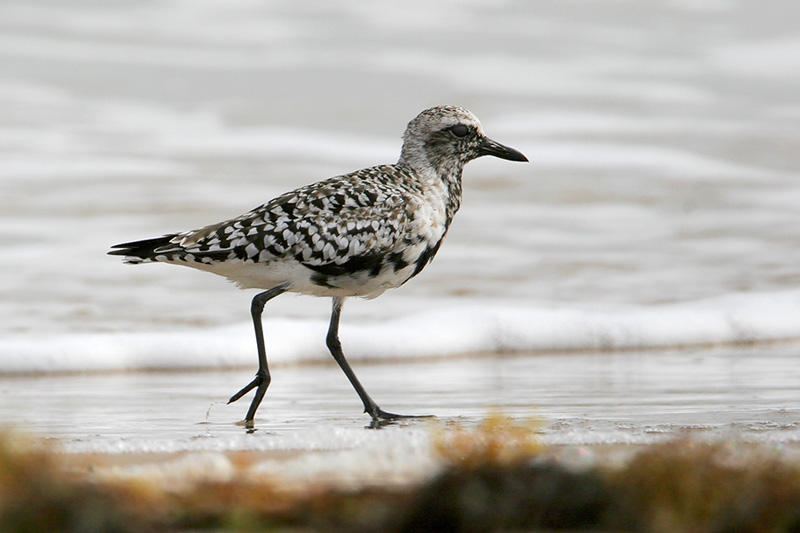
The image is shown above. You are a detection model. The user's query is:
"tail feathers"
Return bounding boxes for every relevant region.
[108,235,179,264]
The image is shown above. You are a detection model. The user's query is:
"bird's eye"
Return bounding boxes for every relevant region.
[449,124,469,138]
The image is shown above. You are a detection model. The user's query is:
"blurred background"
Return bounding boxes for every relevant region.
[1,0,799,345]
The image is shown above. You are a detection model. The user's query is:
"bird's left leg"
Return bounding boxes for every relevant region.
[228,283,288,428]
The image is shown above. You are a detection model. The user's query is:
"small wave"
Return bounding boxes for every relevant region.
[1,289,799,374]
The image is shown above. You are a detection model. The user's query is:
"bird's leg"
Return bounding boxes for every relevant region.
[228,284,288,427]
[326,297,408,421]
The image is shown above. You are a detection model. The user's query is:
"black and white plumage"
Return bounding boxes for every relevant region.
[110,105,527,428]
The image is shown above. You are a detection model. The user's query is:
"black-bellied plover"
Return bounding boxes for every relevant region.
[110,106,527,428]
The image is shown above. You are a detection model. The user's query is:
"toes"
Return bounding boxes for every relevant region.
[228,376,261,404]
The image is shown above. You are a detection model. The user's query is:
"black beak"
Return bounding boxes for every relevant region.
[478,137,528,162]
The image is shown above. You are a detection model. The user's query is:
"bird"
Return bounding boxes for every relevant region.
[109,105,528,428]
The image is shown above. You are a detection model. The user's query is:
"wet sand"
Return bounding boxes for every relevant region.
[3,342,799,488]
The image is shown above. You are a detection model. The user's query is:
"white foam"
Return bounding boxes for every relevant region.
[1,290,799,374]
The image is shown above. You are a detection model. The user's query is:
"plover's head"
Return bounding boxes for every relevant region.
[399,105,527,171]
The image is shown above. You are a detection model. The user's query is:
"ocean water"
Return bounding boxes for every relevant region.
[1,1,800,452]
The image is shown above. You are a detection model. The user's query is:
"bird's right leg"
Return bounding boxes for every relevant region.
[326,297,408,422]
[228,284,288,428]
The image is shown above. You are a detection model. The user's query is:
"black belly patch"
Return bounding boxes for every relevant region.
[303,253,384,286]
[408,240,443,280]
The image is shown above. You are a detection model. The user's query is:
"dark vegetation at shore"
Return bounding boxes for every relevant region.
[2,419,800,532]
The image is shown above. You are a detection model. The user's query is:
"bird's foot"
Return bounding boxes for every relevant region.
[366,406,434,428]
[228,371,271,431]
[234,418,257,432]
[228,371,268,404]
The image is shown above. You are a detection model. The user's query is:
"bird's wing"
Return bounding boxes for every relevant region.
[158,166,415,270]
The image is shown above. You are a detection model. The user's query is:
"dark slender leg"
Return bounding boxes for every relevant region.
[326,297,406,421]
[228,284,288,427]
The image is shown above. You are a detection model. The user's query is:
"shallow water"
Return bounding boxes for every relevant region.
[3,344,799,457]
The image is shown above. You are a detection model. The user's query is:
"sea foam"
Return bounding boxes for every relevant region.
[1,289,798,374]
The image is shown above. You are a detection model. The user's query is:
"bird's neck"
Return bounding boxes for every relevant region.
[438,164,463,224]
[396,157,464,226]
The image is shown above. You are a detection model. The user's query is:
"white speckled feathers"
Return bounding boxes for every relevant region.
[146,163,443,297]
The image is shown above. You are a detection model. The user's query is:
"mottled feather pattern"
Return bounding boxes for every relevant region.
[127,163,450,296]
